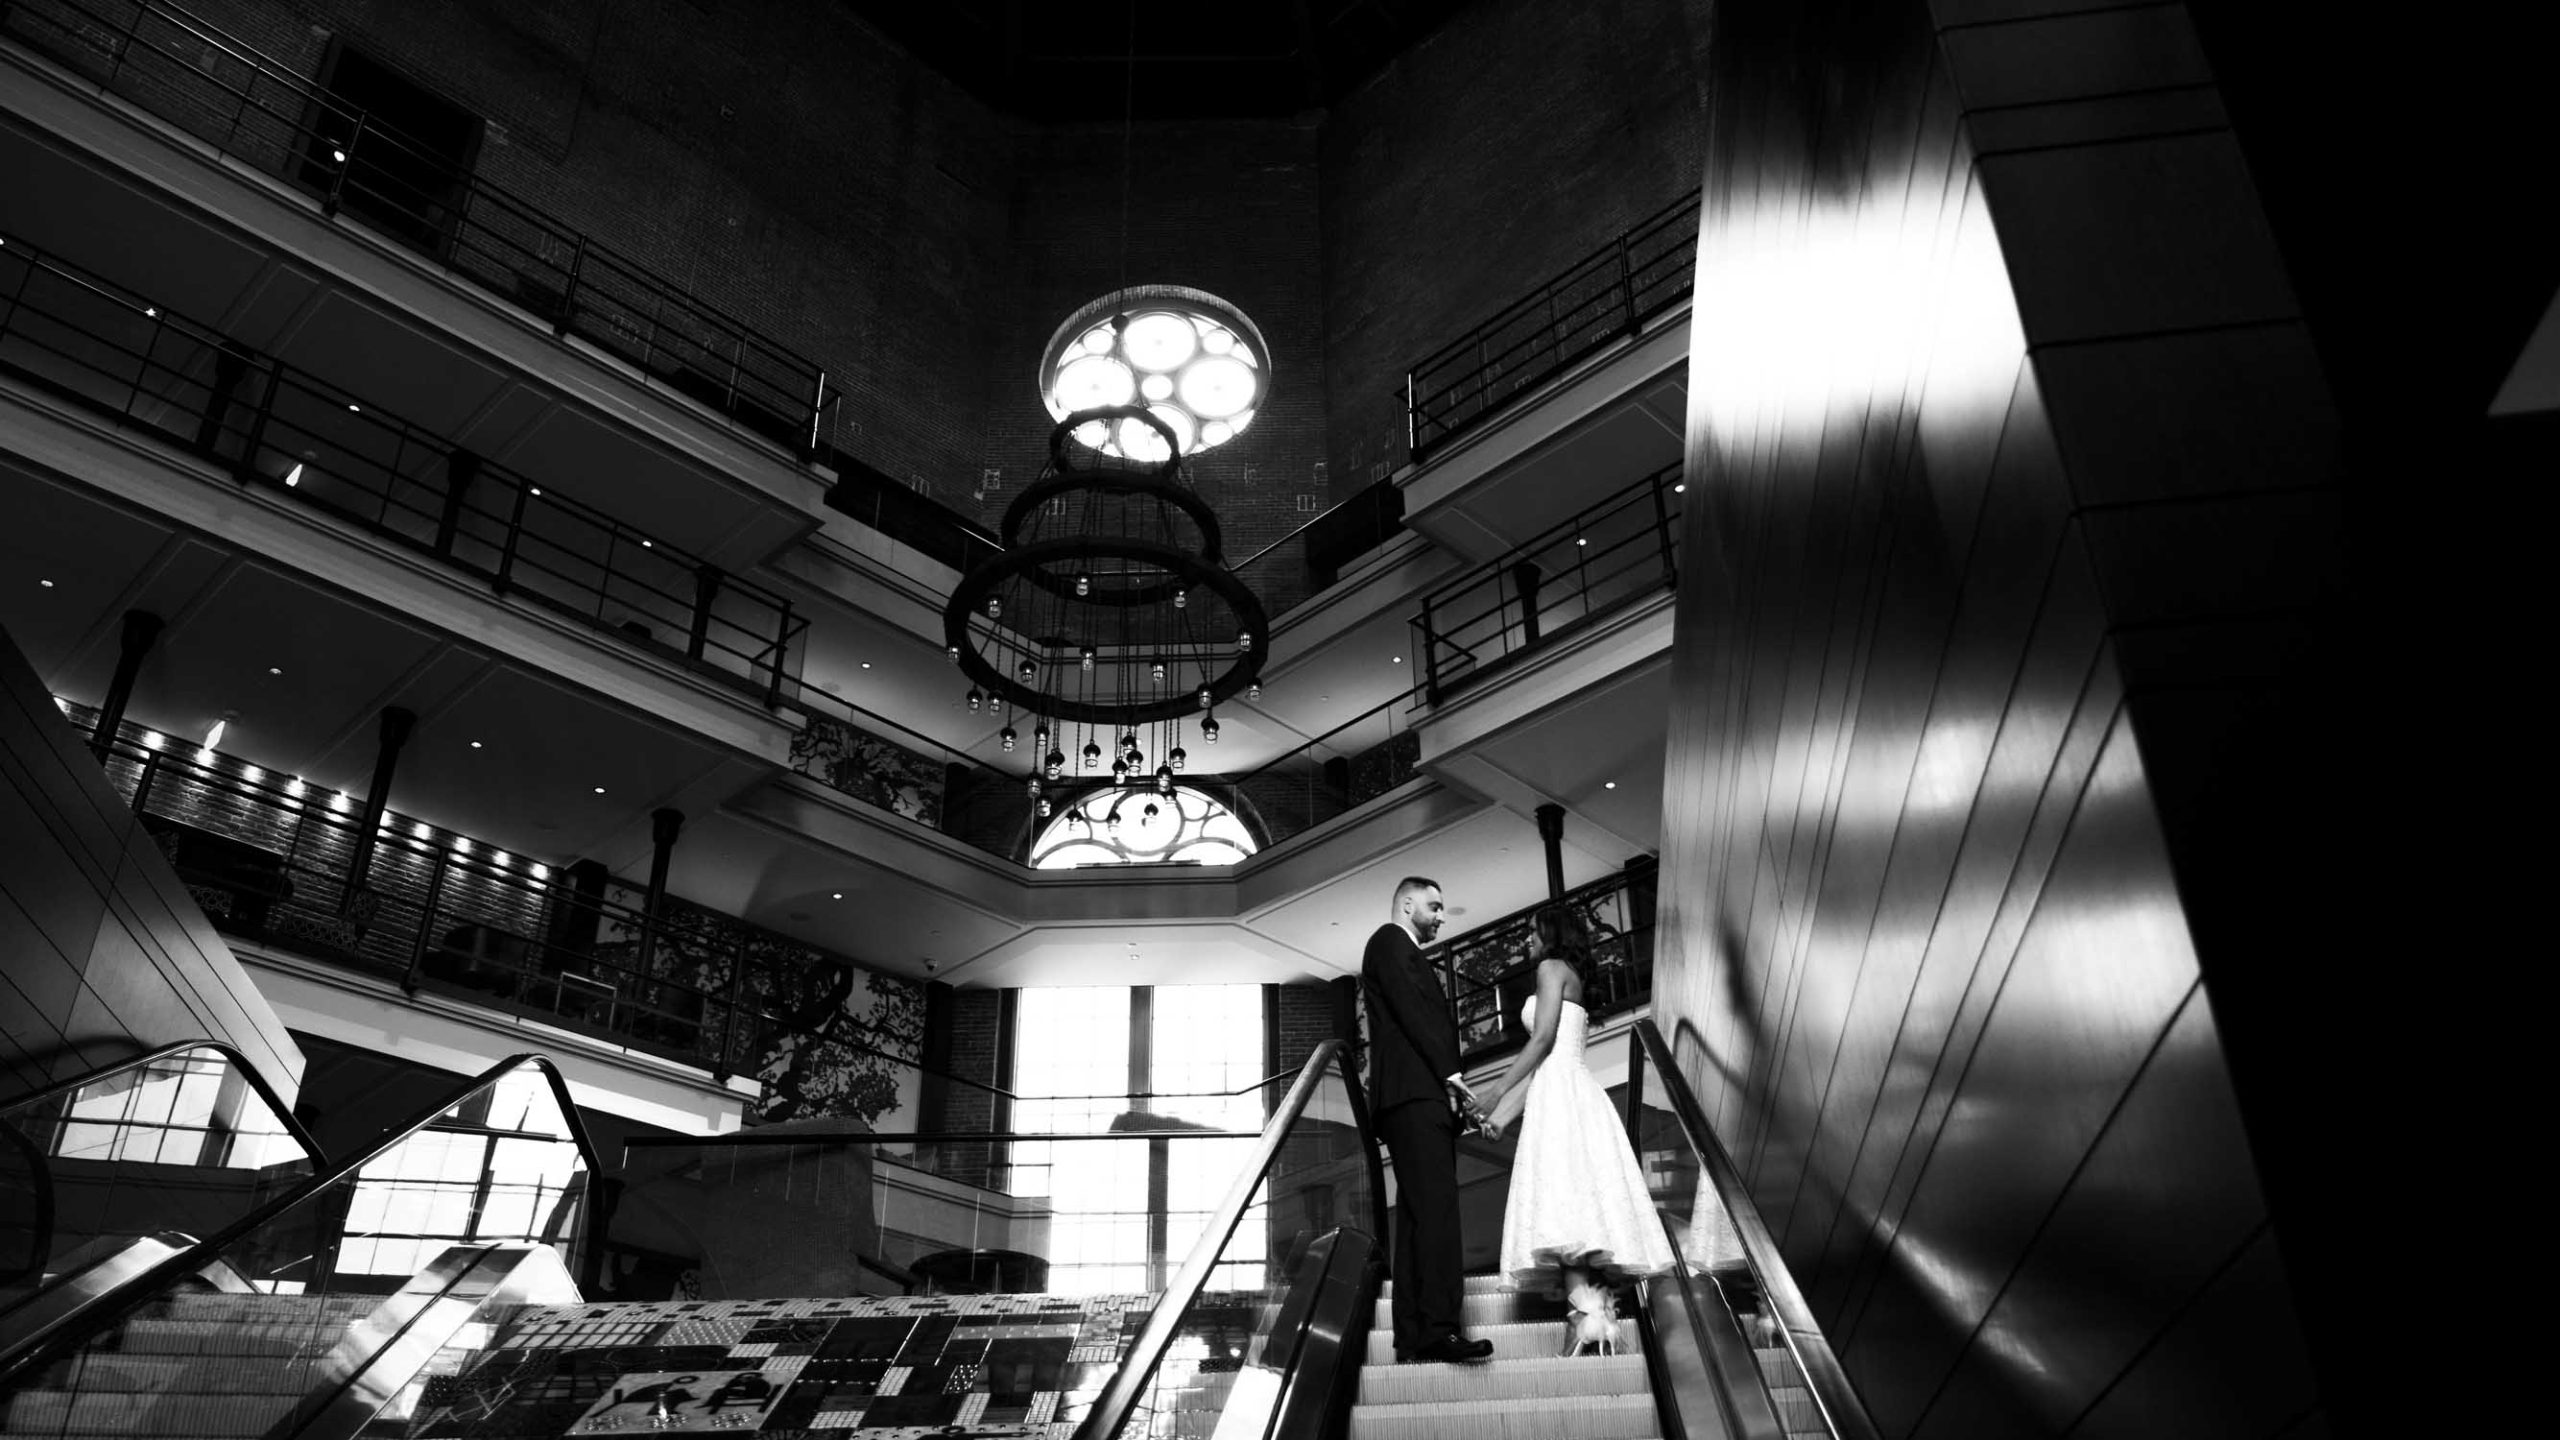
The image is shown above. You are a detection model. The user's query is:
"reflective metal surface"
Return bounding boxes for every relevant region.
[284,1241,582,1440]
[1651,0,2322,1432]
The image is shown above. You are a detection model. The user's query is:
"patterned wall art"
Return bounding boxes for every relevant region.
[598,888,928,1130]
[413,1293,1157,1440]
[791,716,947,827]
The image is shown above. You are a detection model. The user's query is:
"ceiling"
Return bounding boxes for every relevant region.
[837,0,1479,121]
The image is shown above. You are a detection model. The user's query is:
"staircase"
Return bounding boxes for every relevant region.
[1,1290,379,1437]
[1350,1274,1659,1440]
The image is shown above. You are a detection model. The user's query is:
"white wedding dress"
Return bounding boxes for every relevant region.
[1499,995,1679,1292]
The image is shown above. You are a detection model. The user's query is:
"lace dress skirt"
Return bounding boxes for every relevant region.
[1499,998,1679,1291]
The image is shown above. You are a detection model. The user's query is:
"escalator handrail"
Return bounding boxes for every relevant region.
[1632,1019,1882,1440]
[0,1037,325,1163]
[1071,1039,1369,1440]
[0,1051,603,1387]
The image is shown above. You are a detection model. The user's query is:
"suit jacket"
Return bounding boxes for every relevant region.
[1360,922,1460,1114]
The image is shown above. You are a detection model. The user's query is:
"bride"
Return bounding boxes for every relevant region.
[1481,904,1676,1348]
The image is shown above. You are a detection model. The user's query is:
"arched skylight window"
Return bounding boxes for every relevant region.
[1031,785,1258,869]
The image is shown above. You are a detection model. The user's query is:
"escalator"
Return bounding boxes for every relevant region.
[2,1022,1866,1440]
[0,1050,599,1439]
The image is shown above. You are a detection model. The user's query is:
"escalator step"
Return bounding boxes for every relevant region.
[109,1318,344,1356]
[1364,1318,1634,1365]
[1348,1392,1658,1440]
[157,1293,375,1320]
[0,1386,285,1436]
[1359,1352,1649,1405]
[1369,1291,1562,1330]
[17,1352,327,1396]
[1377,1275,1517,1297]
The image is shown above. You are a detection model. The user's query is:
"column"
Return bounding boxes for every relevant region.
[635,807,683,975]
[89,610,163,758]
[340,706,417,914]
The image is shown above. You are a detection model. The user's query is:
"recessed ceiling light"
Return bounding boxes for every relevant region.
[529,487,542,496]
[591,786,605,794]
[1674,482,1687,493]
[346,403,361,413]
[1604,781,1618,789]
[266,666,281,675]
[1391,656,1402,664]
[831,891,844,900]
[640,539,653,548]
[1576,536,1589,546]
[38,579,53,588]
[860,662,871,669]
[470,740,484,749]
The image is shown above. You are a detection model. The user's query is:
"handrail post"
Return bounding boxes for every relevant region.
[493,478,534,595]
[130,749,161,817]
[687,563,723,663]
[1415,600,1442,706]
[724,331,746,412]
[1404,368,1419,461]
[323,113,366,218]
[1653,465,1680,588]
[231,359,284,485]
[126,306,169,414]
[765,602,795,708]
[713,936,749,1082]
[553,233,588,338]
[399,845,452,994]
[1618,229,1639,338]
[804,370,828,462]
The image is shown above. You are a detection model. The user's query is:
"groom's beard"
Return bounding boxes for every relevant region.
[1416,918,1442,941]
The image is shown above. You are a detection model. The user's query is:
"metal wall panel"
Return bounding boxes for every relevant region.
[1651,0,2326,1435]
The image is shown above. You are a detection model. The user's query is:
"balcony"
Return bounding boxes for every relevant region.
[0,230,807,713]
[67,702,857,1087]
[0,0,833,464]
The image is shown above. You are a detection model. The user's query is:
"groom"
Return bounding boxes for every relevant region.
[1361,875,1494,1364]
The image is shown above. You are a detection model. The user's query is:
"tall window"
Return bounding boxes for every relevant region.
[1011,985,1265,1294]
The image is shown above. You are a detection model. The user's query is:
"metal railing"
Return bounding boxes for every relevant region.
[0,0,835,456]
[0,1052,601,1389]
[1423,863,1658,1064]
[1413,459,1684,705]
[0,229,806,703]
[73,710,858,1081]
[788,680,1430,865]
[1405,188,1701,461]
[1626,1019,1883,1440]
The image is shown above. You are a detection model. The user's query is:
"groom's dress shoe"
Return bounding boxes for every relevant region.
[1410,1335,1494,1364]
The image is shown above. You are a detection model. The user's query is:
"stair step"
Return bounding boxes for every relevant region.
[1359,1353,1650,1405]
[0,1386,288,1436]
[1378,1274,1517,1297]
[158,1292,375,1320]
[1365,1318,1635,1365]
[107,1317,346,1357]
[19,1352,329,1396]
[1349,1392,1658,1440]
[1370,1291,1560,1330]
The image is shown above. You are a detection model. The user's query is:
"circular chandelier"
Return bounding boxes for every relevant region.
[1039,286,1269,460]
[945,408,1271,822]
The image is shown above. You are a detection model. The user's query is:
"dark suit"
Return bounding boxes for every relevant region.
[1361,921,1464,1354]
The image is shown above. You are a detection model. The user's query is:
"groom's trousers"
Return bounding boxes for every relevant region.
[1376,1097,1464,1354]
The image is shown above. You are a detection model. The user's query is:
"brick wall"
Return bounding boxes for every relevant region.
[1266,979,1347,1077]
[920,983,1009,1188]
[185,0,1015,498]
[1318,0,1711,497]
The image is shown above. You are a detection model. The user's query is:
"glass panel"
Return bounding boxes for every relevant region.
[0,1045,315,1326]
[0,1059,588,1440]
[1106,1050,1375,1440]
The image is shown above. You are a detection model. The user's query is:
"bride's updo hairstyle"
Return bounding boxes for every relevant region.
[1532,904,1597,982]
